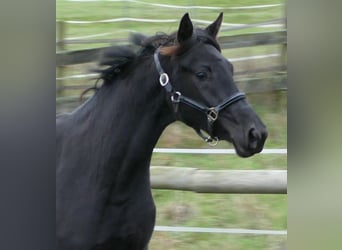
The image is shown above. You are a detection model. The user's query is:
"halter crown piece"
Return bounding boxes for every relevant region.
[153,47,246,146]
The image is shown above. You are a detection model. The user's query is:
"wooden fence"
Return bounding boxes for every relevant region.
[56,0,287,114]
[149,148,287,235]
[151,167,287,194]
[56,29,287,112]
[56,30,286,66]
[150,148,287,194]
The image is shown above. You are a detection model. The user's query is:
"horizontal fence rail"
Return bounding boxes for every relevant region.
[154,226,287,235]
[151,148,287,234]
[58,19,284,45]
[150,167,287,194]
[64,18,283,30]
[67,0,284,11]
[153,148,287,154]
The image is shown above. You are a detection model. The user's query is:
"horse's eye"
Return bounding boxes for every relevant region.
[195,71,208,80]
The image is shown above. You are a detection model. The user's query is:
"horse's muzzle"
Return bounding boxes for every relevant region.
[247,127,267,152]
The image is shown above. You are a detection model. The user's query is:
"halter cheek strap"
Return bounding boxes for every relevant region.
[154,48,246,146]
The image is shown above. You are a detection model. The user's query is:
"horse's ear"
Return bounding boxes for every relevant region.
[177,13,193,43]
[206,12,223,38]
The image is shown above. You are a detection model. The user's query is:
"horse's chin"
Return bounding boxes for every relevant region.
[220,136,262,158]
[231,140,259,158]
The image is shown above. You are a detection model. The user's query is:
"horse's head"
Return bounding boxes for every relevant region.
[155,13,267,157]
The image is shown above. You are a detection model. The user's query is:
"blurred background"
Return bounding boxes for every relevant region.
[56,0,287,249]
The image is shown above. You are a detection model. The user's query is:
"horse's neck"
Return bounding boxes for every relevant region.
[74,62,173,192]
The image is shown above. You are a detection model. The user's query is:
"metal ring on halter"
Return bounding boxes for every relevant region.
[207,108,218,122]
[159,73,169,87]
[208,136,219,146]
[171,91,181,103]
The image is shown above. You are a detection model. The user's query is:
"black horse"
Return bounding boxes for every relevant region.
[56,13,267,250]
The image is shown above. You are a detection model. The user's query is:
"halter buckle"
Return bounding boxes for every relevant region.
[159,73,169,87]
[171,91,181,103]
[207,108,218,122]
[207,136,219,146]
[171,91,181,113]
[196,129,219,147]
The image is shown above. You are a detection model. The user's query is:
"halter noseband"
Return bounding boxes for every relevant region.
[154,48,246,146]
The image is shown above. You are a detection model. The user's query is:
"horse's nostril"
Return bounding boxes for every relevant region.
[248,128,260,150]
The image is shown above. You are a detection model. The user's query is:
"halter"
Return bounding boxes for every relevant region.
[154,48,246,146]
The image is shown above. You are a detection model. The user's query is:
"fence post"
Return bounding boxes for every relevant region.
[56,21,66,97]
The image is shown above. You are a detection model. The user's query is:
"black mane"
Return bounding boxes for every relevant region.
[81,29,220,100]
[96,32,176,83]
[96,29,220,83]
[80,32,175,99]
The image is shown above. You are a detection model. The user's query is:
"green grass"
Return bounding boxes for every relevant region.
[57,1,287,249]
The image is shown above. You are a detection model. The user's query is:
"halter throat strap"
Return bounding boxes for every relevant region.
[153,48,246,145]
